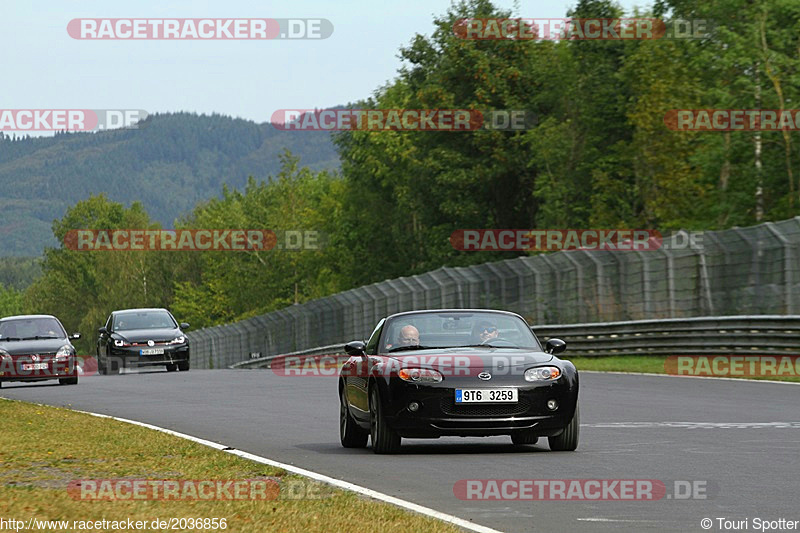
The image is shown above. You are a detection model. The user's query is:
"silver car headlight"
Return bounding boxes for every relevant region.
[56,345,73,358]
[524,366,562,381]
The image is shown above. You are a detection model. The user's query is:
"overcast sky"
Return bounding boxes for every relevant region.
[4,0,644,126]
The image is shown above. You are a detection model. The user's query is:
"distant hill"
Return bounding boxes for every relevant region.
[0,112,340,256]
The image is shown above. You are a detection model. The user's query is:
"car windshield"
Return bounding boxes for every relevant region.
[113,311,176,331]
[381,311,541,352]
[0,317,66,340]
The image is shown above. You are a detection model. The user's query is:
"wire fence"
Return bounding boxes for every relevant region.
[186,217,800,369]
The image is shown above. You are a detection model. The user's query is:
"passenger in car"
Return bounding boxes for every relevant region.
[473,321,499,344]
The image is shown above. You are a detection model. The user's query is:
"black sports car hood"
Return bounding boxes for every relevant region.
[113,328,182,343]
[0,338,70,355]
[381,347,553,372]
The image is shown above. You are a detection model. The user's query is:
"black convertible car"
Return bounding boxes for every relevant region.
[97,308,190,374]
[338,309,579,453]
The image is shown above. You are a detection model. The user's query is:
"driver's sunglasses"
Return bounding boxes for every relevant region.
[481,327,497,333]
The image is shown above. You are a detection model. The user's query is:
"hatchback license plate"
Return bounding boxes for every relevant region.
[22,363,48,370]
[455,389,518,403]
[140,348,165,356]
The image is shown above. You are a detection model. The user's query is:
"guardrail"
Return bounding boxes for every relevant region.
[229,315,800,368]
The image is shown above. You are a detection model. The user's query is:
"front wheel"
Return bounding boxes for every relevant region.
[340,392,368,448]
[59,376,78,385]
[166,363,177,372]
[548,404,579,451]
[178,360,189,371]
[369,387,401,454]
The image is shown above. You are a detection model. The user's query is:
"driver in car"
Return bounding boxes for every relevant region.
[385,325,419,350]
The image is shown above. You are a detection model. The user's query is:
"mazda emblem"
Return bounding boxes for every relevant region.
[478,372,492,381]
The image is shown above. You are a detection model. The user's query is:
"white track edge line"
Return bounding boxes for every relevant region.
[581,370,800,385]
[73,409,503,533]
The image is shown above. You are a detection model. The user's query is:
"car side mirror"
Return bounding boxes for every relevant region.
[545,338,567,355]
[98,327,107,334]
[344,341,366,356]
[71,333,81,340]
[180,322,190,329]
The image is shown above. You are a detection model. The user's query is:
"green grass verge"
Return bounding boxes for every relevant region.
[567,355,800,382]
[0,399,461,533]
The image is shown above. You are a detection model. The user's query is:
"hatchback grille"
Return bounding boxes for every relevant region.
[440,396,531,417]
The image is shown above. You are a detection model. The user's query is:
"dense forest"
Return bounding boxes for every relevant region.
[3,0,800,354]
[0,112,339,256]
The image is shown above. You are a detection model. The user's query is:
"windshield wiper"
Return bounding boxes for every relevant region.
[1,337,22,341]
[20,335,61,340]
[387,345,433,353]
[449,344,528,349]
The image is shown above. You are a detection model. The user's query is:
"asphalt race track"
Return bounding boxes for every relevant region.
[3,370,799,533]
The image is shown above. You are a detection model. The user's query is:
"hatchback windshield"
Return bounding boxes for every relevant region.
[0,317,66,340]
[381,311,541,352]
[113,311,176,331]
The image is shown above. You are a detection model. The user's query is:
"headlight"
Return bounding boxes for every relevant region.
[113,339,126,347]
[56,345,73,358]
[169,336,185,345]
[398,368,443,383]
[524,366,562,382]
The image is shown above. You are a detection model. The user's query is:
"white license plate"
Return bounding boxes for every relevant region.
[456,388,518,403]
[140,348,165,356]
[22,363,48,370]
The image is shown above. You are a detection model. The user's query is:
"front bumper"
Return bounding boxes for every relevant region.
[381,376,578,438]
[107,345,189,368]
[0,356,76,383]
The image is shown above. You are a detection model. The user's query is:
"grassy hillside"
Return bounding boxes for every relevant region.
[0,112,340,256]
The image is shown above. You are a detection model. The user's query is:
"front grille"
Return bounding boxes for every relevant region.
[440,396,531,417]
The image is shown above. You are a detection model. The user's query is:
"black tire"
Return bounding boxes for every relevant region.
[548,403,580,451]
[511,431,539,445]
[59,376,78,385]
[178,360,190,371]
[369,386,401,454]
[340,391,368,448]
[97,348,108,375]
[166,363,177,372]
[105,355,120,375]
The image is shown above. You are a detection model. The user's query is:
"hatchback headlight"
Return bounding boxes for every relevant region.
[169,336,185,345]
[56,345,73,359]
[398,368,443,383]
[524,366,561,381]
[113,339,126,347]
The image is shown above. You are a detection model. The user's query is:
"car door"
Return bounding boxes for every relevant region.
[348,318,385,422]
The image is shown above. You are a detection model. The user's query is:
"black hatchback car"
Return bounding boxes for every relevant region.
[339,309,578,454]
[96,308,190,374]
[0,314,80,387]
